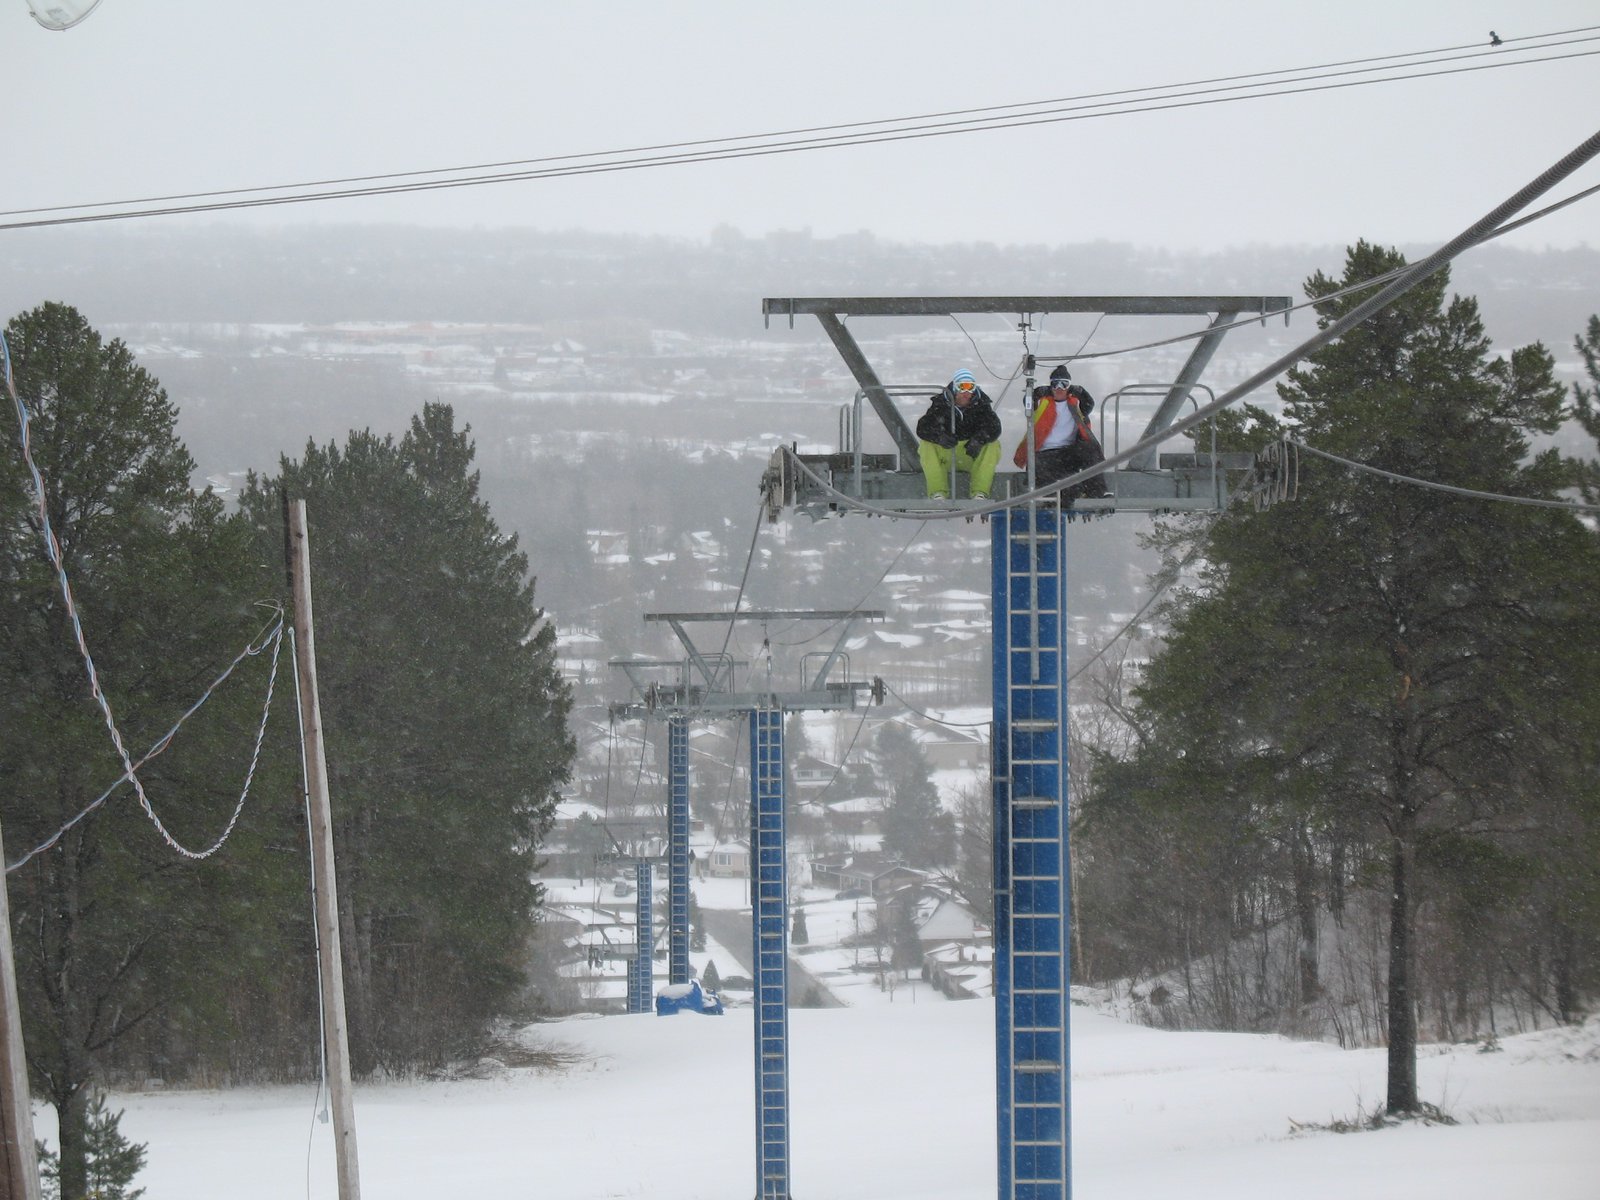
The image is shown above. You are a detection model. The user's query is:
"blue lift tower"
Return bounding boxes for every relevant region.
[758,294,1290,1200]
[595,845,663,1015]
[609,683,696,989]
[627,858,654,1014]
[612,610,885,1200]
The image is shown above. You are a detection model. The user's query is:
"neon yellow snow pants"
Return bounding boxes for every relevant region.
[918,438,1000,497]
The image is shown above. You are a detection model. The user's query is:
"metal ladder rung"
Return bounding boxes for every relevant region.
[1015,1059,1059,1073]
[1012,719,1058,732]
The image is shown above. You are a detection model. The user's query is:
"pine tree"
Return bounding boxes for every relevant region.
[1572,314,1600,505]
[889,899,923,972]
[1550,312,1600,1017]
[37,1094,146,1200]
[875,723,949,866]
[237,402,575,1071]
[688,891,707,952]
[2,303,281,1197]
[1087,247,1600,1112]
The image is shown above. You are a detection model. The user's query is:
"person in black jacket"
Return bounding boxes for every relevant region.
[915,369,1003,499]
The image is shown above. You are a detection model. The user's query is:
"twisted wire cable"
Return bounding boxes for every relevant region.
[5,611,285,872]
[5,329,285,866]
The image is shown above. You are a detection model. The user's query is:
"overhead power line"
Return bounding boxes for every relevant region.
[13,26,1590,222]
[2,29,1596,231]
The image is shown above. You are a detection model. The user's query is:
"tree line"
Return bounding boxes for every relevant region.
[1072,243,1600,1116]
[1,303,574,1197]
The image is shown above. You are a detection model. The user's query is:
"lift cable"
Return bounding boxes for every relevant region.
[4,36,1596,231]
[952,312,1040,383]
[624,709,654,821]
[810,703,875,806]
[1048,180,1600,369]
[881,681,995,729]
[699,500,770,713]
[1288,438,1600,513]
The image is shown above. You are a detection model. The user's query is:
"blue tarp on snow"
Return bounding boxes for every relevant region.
[654,980,724,1016]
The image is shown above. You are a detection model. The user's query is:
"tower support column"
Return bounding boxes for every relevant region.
[627,861,654,1014]
[668,715,691,984]
[992,507,1072,1200]
[749,707,790,1199]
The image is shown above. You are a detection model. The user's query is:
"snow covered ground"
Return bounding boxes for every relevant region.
[31,876,1599,1197]
[42,993,1598,1199]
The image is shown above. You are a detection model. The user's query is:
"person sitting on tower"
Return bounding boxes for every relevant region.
[1012,364,1110,503]
[916,369,1002,500]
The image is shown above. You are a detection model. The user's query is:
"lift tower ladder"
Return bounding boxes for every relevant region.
[667,714,689,985]
[993,505,1070,1200]
[613,610,886,1200]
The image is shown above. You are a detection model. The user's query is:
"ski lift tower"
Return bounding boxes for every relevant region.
[594,847,661,1015]
[612,609,885,1200]
[610,667,700,991]
[761,294,1291,1200]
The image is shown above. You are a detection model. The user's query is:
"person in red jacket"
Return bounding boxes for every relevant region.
[1012,365,1109,502]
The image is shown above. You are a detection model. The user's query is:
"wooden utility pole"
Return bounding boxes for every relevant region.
[0,823,41,1200]
[287,499,362,1200]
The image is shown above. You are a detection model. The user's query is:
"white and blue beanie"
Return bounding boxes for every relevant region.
[951,369,977,390]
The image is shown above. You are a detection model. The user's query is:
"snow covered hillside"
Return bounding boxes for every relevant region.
[41,992,1598,1199]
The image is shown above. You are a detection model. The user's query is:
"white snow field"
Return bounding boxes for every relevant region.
[37,991,1599,1199]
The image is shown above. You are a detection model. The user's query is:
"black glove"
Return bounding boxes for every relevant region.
[935,432,959,449]
[965,439,984,458]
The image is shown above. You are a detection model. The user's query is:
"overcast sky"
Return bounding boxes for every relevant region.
[4,1,1598,251]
